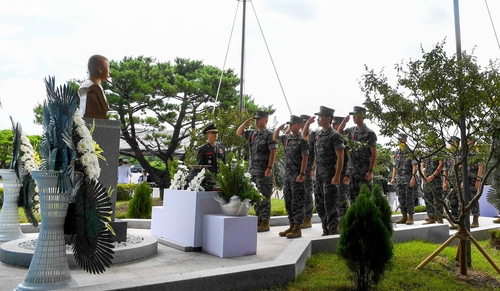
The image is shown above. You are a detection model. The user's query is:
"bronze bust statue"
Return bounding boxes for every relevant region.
[78,54,110,119]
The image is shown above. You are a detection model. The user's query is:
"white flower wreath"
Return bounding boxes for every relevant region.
[73,111,102,180]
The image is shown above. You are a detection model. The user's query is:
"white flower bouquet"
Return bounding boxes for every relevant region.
[169,162,209,192]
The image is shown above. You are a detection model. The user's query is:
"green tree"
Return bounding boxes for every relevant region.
[106,56,246,195]
[338,184,393,291]
[0,129,13,169]
[360,40,500,274]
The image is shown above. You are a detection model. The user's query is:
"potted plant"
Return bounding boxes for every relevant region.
[215,153,263,216]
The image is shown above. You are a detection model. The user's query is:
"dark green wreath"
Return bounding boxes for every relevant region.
[67,177,115,274]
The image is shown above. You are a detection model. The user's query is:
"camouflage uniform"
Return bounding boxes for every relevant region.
[444,158,460,220]
[304,130,316,219]
[242,128,278,220]
[466,153,481,216]
[394,147,417,215]
[422,156,443,219]
[278,132,309,225]
[344,124,377,204]
[314,128,345,233]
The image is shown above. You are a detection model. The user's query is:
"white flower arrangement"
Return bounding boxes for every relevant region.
[169,162,210,191]
[169,162,190,190]
[73,111,103,180]
[19,133,38,173]
[188,168,206,192]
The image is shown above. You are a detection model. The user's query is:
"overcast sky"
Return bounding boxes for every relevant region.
[1,0,500,146]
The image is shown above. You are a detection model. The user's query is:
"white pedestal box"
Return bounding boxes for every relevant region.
[151,190,221,248]
[202,214,257,258]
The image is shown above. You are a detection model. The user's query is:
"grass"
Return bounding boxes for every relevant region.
[4,197,288,221]
[260,240,500,291]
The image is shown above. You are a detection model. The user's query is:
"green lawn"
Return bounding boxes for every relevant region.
[261,239,500,291]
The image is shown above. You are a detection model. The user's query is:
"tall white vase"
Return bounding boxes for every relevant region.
[17,170,76,291]
[0,169,25,241]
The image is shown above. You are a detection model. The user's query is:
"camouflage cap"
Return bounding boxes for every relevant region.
[314,106,334,118]
[349,106,367,116]
[286,115,303,124]
[202,123,218,134]
[448,136,460,144]
[299,114,311,123]
[398,133,407,141]
[254,111,270,119]
[332,116,344,125]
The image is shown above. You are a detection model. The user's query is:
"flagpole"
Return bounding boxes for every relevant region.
[239,0,247,113]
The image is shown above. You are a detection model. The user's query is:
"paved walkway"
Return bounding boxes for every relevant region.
[1,215,499,291]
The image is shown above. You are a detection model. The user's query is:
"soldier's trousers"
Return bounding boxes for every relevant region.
[339,181,349,221]
[349,176,372,204]
[303,175,314,218]
[396,182,415,215]
[283,177,306,224]
[314,178,339,232]
[448,184,480,219]
[423,181,443,219]
[251,173,274,220]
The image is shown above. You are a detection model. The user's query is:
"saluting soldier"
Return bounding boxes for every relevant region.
[339,106,377,204]
[237,111,278,232]
[304,106,345,236]
[273,115,309,238]
[391,134,417,225]
[299,114,315,229]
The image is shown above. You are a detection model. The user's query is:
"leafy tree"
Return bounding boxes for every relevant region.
[0,129,13,169]
[360,40,500,273]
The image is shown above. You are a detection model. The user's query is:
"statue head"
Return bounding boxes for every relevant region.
[88,54,110,84]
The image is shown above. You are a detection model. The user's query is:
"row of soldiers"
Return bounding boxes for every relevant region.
[235,105,377,237]
[394,134,489,229]
[196,106,377,237]
[196,106,497,237]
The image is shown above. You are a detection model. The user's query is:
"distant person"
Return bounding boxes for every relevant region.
[138,169,152,183]
[443,136,461,229]
[421,152,444,225]
[118,158,132,184]
[391,134,417,225]
[78,54,110,119]
[237,111,278,232]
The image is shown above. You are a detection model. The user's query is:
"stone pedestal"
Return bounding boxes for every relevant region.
[151,190,221,249]
[84,118,127,242]
[202,214,257,258]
